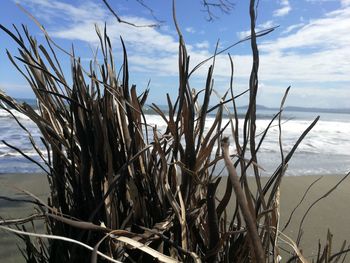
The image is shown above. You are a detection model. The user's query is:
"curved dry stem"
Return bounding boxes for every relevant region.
[282,176,323,232]
[0,225,123,263]
[296,172,350,246]
[221,137,265,262]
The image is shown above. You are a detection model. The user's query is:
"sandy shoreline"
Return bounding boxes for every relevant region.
[1,173,350,261]
[217,174,350,260]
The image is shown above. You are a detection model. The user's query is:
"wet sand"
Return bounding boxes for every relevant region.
[1,173,350,262]
[0,173,49,263]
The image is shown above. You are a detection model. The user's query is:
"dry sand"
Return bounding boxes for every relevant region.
[1,173,350,262]
[217,175,350,261]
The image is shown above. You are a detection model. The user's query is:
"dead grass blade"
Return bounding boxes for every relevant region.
[111,235,179,263]
[1,0,343,261]
[296,172,350,246]
[282,176,323,232]
[222,137,265,262]
[0,226,123,263]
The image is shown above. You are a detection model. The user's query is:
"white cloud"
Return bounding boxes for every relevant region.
[15,0,107,23]
[281,23,304,34]
[259,49,350,83]
[13,0,218,80]
[195,41,210,49]
[305,0,350,7]
[341,0,350,6]
[12,0,350,108]
[53,18,180,55]
[306,0,336,2]
[254,6,350,85]
[17,0,180,56]
[227,3,350,107]
[238,20,277,39]
[261,7,350,51]
[258,85,350,108]
[273,0,291,17]
[185,27,195,33]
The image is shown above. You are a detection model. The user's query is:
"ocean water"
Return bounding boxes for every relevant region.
[0,102,349,176]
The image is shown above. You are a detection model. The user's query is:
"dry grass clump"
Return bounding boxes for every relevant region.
[0,0,349,262]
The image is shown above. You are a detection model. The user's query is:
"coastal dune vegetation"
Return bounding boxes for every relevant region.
[0,0,349,262]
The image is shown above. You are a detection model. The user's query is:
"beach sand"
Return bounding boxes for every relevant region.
[0,173,49,263]
[217,175,350,261]
[1,173,349,262]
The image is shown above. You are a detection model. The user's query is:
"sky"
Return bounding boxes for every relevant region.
[0,0,349,108]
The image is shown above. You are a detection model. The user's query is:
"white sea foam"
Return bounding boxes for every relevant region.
[1,112,349,174]
[0,109,32,120]
[143,114,350,156]
[0,149,48,158]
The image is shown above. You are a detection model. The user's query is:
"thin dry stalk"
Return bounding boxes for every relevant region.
[221,137,265,262]
[1,0,348,262]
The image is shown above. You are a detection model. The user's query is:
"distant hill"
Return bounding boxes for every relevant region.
[283,106,350,114]
[13,98,350,114]
[238,104,350,114]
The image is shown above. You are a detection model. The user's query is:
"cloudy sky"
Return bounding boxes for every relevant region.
[0,0,349,108]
